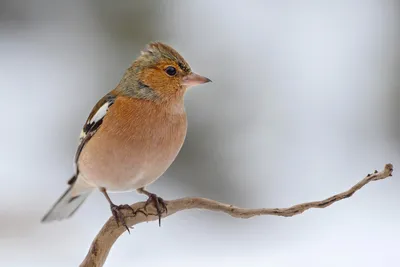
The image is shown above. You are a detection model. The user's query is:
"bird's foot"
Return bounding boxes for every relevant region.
[143,193,168,227]
[110,204,136,233]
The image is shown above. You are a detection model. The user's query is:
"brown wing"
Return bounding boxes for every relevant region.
[73,91,117,178]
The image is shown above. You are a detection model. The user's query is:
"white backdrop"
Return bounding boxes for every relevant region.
[1,1,399,266]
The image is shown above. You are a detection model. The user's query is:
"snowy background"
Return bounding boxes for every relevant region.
[0,1,399,266]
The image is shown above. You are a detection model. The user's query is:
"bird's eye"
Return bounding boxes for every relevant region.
[165,66,177,76]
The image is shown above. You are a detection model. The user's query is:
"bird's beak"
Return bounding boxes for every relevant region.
[182,72,212,87]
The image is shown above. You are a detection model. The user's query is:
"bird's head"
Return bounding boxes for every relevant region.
[119,42,211,101]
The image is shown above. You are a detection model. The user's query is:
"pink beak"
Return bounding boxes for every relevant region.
[182,72,212,87]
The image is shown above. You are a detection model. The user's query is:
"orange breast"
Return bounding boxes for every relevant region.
[77,96,187,191]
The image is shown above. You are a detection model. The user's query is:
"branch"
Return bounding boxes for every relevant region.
[80,164,394,267]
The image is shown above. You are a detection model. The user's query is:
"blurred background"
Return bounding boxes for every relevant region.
[1,1,400,266]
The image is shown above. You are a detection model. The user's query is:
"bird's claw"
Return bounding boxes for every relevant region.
[143,193,168,226]
[110,204,136,233]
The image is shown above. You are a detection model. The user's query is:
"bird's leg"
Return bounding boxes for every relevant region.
[137,187,167,226]
[100,187,136,233]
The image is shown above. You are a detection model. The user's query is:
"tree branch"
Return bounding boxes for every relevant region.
[80,163,394,267]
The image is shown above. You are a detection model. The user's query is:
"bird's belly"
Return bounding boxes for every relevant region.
[91,166,161,192]
[79,147,179,192]
[77,130,185,192]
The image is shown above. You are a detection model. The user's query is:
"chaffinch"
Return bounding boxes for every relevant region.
[42,42,211,229]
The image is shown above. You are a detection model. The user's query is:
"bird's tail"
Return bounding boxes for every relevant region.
[41,176,91,223]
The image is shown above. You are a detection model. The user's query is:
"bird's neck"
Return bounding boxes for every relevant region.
[115,79,186,114]
[116,74,160,101]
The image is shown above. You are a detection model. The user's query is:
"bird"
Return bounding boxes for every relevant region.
[41,42,211,230]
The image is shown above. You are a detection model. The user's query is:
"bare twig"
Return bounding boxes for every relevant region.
[80,164,393,267]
